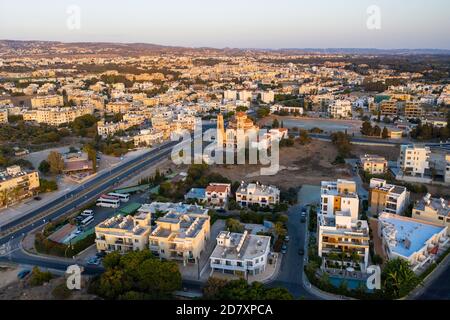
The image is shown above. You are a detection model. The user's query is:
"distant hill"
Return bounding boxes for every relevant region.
[0,40,449,57]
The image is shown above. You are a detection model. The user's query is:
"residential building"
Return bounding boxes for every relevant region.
[133,129,164,147]
[210,230,271,277]
[412,194,450,235]
[360,154,387,174]
[380,99,398,117]
[261,91,275,104]
[320,179,359,220]
[369,179,409,215]
[318,211,370,271]
[236,182,280,207]
[22,106,93,126]
[0,165,40,207]
[328,100,352,119]
[0,109,8,123]
[205,183,231,208]
[95,212,152,253]
[223,90,237,101]
[398,144,431,178]
[106,101,132,114]
[239,90,252,102]
[270,104,303,115]
[404,101,424,119]
[31,95,64,108]
[378,212,449,272]
[149,209,210,265]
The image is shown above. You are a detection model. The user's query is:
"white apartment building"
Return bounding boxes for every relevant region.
[223,90,237,101]
[270,104,303,115]
[235,182,280,207]
[210,231,271,277]
[328,100,352,119]
[261,91,275,104]
[239,90,252,102]
[413,194,450,236]
[133,129,164,147]
[318,211,370,271]
[320,179,359,220]
[369,178,409,215]
[95,212,152,253]
[398,145,431,178]
[378,212,449,272]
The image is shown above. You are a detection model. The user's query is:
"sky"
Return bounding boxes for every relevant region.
[0,0,449,49]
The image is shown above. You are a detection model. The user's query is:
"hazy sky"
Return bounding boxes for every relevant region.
[0,0,449,49]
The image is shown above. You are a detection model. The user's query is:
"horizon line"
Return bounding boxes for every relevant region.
[2,39,450,52]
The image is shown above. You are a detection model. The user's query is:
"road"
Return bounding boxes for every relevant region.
[266,189,321,299]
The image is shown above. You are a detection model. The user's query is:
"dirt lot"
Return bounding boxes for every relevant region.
[351,144,400,161]
[208,140,352,188]
[0,273,96,300]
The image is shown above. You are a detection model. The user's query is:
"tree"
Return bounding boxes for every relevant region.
[373,125,381,137]
[361,121,373,136]
[47,151,64,174]
[83,143,97,172]
[38,160,50,174]
[272,119,280,129]
[382,258,420,299]
[92,249,182,300]
[226,218,244,233]
[274,221,287,238]
[297,130,311,145]
[382,127,389,139]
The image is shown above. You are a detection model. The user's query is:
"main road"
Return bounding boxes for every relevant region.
[0,123,215,246]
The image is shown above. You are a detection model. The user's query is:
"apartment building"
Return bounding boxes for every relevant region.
[205,183,231,208]
[149,209,210,265]
[360,154,387,174]
[328,100,352,119]
[31,95,64,108]
[22,106,93,126]
[369,178,409,215]
[398,145,431,178]
[239,90,252,102]
[378,212,449,272]
[105,101,133,114]
[412,194,450,235]
[95,212,152,253]
[210,231,271,277]
[223,90,237,101]
[0,165,40,207]
[320,179,359,220]
[133,129,164,147]
[380,99,398,117]
[261,91,275,104]
[0,109,8,123]
[318,211,370,271]
[270,104,303,115]
[404,101,424,119]
[235,182,280,207]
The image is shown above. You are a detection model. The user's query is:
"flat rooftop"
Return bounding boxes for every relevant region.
[210,231,271,261]
[379,213,445,258]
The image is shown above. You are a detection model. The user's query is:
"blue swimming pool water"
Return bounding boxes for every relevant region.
[329,276,371,292]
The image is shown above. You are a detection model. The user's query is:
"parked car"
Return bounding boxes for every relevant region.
[281,245,287,254]
[298,249,305,256]
[284,236,290,242]
[17,269,31,279]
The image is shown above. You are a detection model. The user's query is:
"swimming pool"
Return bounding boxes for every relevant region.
[329,276,371,292]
